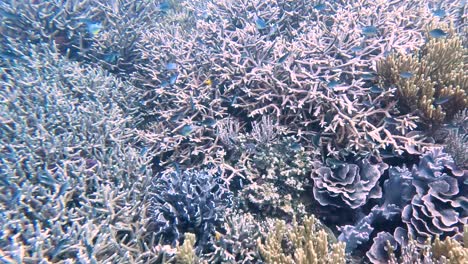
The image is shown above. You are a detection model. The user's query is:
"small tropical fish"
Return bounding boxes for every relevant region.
[255,16,267,29]
[362,101,373,107]
[103,52,119,64]
[362,26,378,36]
[361,73,376,81]
[432,9,446,17]
[399,71,414,79]
[326,158,346,168]
[434,96,451,105]
[203,78,212,86]
[380,150,396,159]
[351,46,364,52]
[290,142,302,151]
[201,117,216,127]
[314,3,326,10]
[370,86,384,94]
[179,125,193,136]
[86,22,102,36]
[327,80,340,88]
[384,117,399,125]
[166,62,177,70]
[277,52,291,63]
[170,72,179,84]
[429,28,447,38]
[215,231,223,241]
[159,1,171,12]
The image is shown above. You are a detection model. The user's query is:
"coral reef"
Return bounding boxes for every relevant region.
[147,168,232,251]
[257,215,346,264]
[311,158,388,209]
[377,25,467,127]
[206,212,263,263]
[400,148,467,244]
[0,43,158,262]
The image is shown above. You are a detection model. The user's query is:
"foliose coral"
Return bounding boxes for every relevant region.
[257,215,346,264]
[311,158,388,209]
[400,147,467,244]
[147,168,233,251]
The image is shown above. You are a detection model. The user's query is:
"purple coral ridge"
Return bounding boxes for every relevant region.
[147,168,232,250]
[401,148,467,243]
[312,159,388,209]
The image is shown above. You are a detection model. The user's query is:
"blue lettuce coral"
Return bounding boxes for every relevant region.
[147,168,232,251]
[400,147,467,243]
[311,158,388,209]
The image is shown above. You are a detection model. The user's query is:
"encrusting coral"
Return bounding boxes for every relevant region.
[377,25,467,128]
[257,215,346,264]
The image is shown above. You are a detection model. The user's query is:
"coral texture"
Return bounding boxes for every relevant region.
[147,168,232,251]
[401,148,467,243]
[377,26,467,127]
[311,158,388,209]
[257,216,346,264]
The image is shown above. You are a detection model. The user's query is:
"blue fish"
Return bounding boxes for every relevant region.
[290,142,302,151]
[201,118,216,127]
[277,52,291,63]
[429,28,447,38]
[255,16,267,29]
[384,117,399,125]
[170,72,179,84]
[399,71,414,79]
[179,125,193,136]
[370,86,384,94]
[327,80,340,88]
[433,9,446,17]
[166,62,177,70]
[351,46,364,52]
[86,22,102,36]
[362,26,378,36]
[314,3,326,10]
[361,73,376,81]
[434,96,451,105]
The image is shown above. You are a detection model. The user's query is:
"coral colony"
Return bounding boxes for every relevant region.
[0,0,467,263]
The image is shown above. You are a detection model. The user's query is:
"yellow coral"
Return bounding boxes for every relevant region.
[175,233,199,264]
[377,25,467,127]
[257,216,346,264]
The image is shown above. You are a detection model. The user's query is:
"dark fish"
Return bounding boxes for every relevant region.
[351,46,363,52]
[434,96,451,105]
[429,28,447,38]
[326,158,346,168]
[361,73,376,81]
[312,133,321,148]
[159,1,171,12]
[255,16,267,29]
[170,72,179,84]
[314,3,326,10]
[103,52,119,64]
[179,125,193,136]
[380,150,396,159]
[433,9,446,17]
[384,117,399,125]
[201,118,216,127]
[327,80,340,88]
[290,142,302,151]
[370,86,384,94]
[362,101,373,107]
[166,62,177,70]
[277,52,291,63]
[399,71,414,79]
[362,26,378,36]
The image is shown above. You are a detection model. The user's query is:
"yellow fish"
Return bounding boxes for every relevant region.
[203,78,212,86]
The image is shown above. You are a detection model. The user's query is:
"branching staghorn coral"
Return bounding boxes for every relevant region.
[132,0,465,166]
[257,215,346,264]
[0,43,164,263]
[377,25,467,127]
